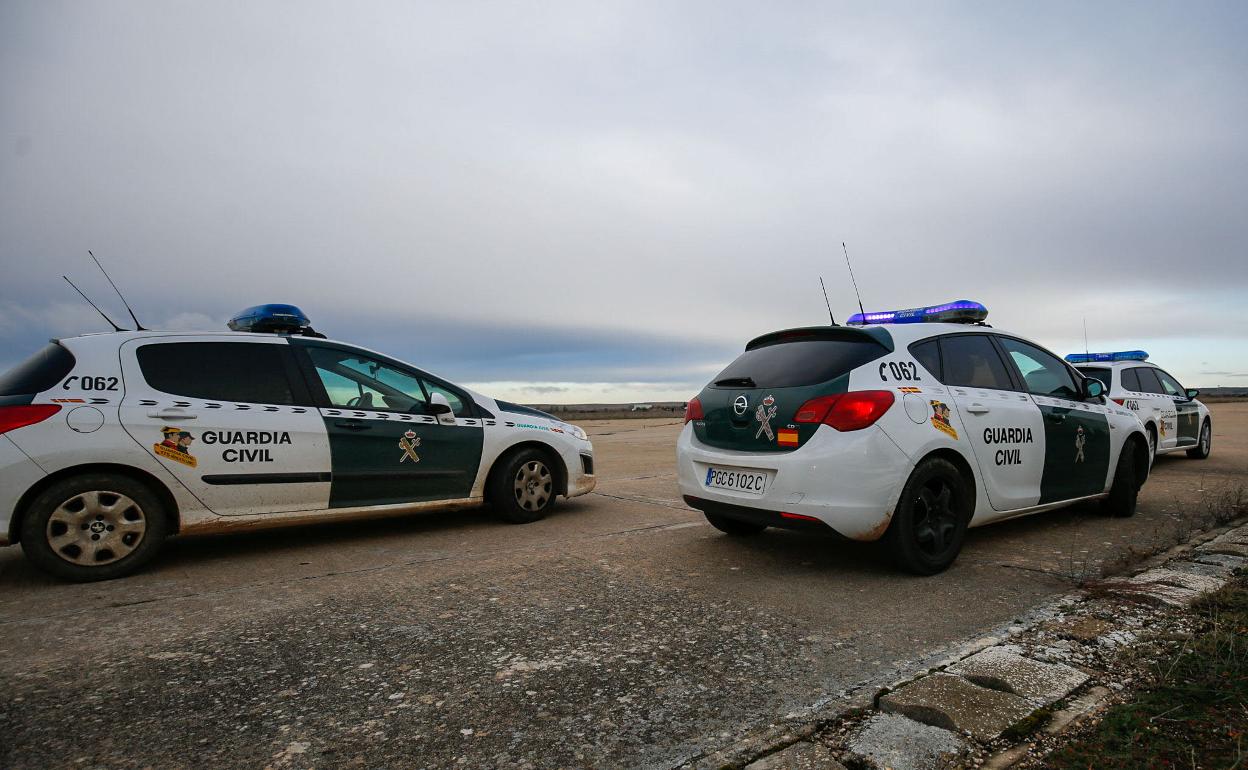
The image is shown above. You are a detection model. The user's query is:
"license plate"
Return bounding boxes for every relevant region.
[704,466,769,495]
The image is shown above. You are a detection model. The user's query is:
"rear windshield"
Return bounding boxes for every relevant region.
[1078,367,1113,390]
[712,338,887,389]
[0,342,76,396]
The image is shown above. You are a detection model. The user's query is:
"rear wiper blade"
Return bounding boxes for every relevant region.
[715,376,756,387]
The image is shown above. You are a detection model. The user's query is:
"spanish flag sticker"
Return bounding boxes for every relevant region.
[777,428,799,447]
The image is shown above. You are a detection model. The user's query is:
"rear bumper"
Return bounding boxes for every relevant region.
[0,435,47,545]
[676,422,912,541]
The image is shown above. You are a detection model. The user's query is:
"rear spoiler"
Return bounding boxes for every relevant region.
[745,325,893,353]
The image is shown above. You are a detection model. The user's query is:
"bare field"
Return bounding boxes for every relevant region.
[0,405,1244,768]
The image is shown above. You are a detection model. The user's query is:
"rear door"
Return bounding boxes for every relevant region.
[118,337,331,515]
[293,342,484,508]
[938,333,1045,511]
[693,328,892,453]
[995,336,1111,503]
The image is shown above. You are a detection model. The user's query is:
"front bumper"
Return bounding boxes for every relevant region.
[676,422,912,541]
[562,442,596,498]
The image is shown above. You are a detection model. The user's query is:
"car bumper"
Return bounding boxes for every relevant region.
[0,435,47,545]
[676,423,911,541]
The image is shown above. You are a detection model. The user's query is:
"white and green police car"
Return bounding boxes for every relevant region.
[1066,351,1212,460]
[0,305,595,581]
[678,301,1152,575]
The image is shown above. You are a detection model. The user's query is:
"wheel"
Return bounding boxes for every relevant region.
[489,448,558,523]
[704,511,767,536]
[884,458,971,575]
[1145,424,1157,459]
[1101,437,1142,518]
[1186,420,1211,459]
[19,474,169,582]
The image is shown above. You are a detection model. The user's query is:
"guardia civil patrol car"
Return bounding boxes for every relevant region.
[1066,351,1212,460]
[678,301,1151,575]
[0,305,595,581]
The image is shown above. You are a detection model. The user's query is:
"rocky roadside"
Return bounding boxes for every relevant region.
[678,519,1248,770]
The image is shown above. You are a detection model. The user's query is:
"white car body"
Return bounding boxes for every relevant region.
[0,330,595,559]
[1071,359,1212,458]
[677,321,1150,549]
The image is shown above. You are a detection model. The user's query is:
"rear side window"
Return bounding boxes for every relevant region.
[909,339,942,379]
[1134,367,1166,395]
[0,343,76,396]
[712,338,888,389]
[137,342,300,404]
[1121,368,1141,391]
[1079,367,1113,390]
[938,335,1015,390]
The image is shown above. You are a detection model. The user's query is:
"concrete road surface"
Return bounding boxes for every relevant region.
[1,404,1245,768]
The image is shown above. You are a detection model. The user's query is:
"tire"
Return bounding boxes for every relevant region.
[489,448,559,524]
[1186,420,1211,459]
[704,511,767,536]
[1101,437,1142,518]
[1145,424,1157,459]
[884,458,971,575]
[19,473,169,582]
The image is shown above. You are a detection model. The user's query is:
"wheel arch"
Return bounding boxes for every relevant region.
[10,463,182,544]
[913,447,979,515]
[484,441,568,501]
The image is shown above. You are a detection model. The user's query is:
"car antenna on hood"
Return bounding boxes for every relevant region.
[62,275,124,332]
[819,277,837,325]
[89,250,146,330]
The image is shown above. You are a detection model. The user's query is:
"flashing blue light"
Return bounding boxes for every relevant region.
[228,304,312,334]
[1065,350,1149,364]
[846,300,988,326]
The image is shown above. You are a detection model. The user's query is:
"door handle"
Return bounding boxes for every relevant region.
[148,409,196,420]
[965,403,990,414]
[334,420,371,431]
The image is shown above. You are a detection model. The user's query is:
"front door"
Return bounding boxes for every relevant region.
[1134,367,1179,451]
[1154,368,1201,448]
[995,336,1111,503]
[294,342,484,509]
[118,337,331,515]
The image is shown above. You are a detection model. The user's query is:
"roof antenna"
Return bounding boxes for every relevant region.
[89,250,146,330]
[842,242,866,318]
[63,276,124,332]
[1082,316,1089,357]
[819,277,837,325]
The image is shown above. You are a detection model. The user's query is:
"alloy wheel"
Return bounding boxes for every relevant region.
[513,460,552,512]
[45,490,147,566]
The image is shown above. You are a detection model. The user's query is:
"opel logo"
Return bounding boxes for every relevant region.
[733,395,749,416]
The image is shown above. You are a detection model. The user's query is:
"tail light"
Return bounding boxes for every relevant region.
[1112,398,1126,406]
[683,397,704,424]
[0,404,61,436]
[793,391,895,432]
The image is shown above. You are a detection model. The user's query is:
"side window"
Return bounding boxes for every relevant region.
[996,337,1080,399]
[1135,367,1166,395]
[136,342,300,404]
[305,347,427,412]
[909,339,942,380]
[937,335,1015,390]
[1154,369,1186,397]
[1121,367,1141,392]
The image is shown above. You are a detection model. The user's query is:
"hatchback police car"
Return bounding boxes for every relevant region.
[1067,351,1212,461]
[678,301,1151,575]
[0,305,595,581]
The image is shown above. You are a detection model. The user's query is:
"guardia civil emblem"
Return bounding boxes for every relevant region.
[754,395,778,441]
[398,430,421,463]
[1074,425,1086,463]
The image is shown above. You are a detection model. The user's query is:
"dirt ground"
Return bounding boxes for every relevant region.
[0,404,1245,768]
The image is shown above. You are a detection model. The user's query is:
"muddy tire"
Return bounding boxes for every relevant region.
[489,448,558,524]
[19,474,169,582]
[1101,437,1143,518]
[884,458,971,575]
[1186,420,1211,459]
[704,512,767,536]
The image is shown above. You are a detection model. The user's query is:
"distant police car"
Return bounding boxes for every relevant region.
[1066,351,1211,460]
[678,301,1151,575]
[0,305,594,581]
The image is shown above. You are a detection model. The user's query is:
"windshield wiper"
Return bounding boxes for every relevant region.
[715,376,757,388]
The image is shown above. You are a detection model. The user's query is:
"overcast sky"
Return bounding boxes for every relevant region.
[2,1,1246,403]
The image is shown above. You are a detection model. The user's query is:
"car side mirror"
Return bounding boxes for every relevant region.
[428,392,456,423]
[1082,378,1104,399]
[1186,388,1199,399]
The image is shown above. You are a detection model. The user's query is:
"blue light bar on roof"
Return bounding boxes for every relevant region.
[1065,350,1149,364]
[228,304,312,334]
[846,300,988,326]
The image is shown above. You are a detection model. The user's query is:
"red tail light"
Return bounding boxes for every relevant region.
[1112,398,1125,406]
[793,391,894,432]
[0,404,61,436]
[683,397,704,424]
